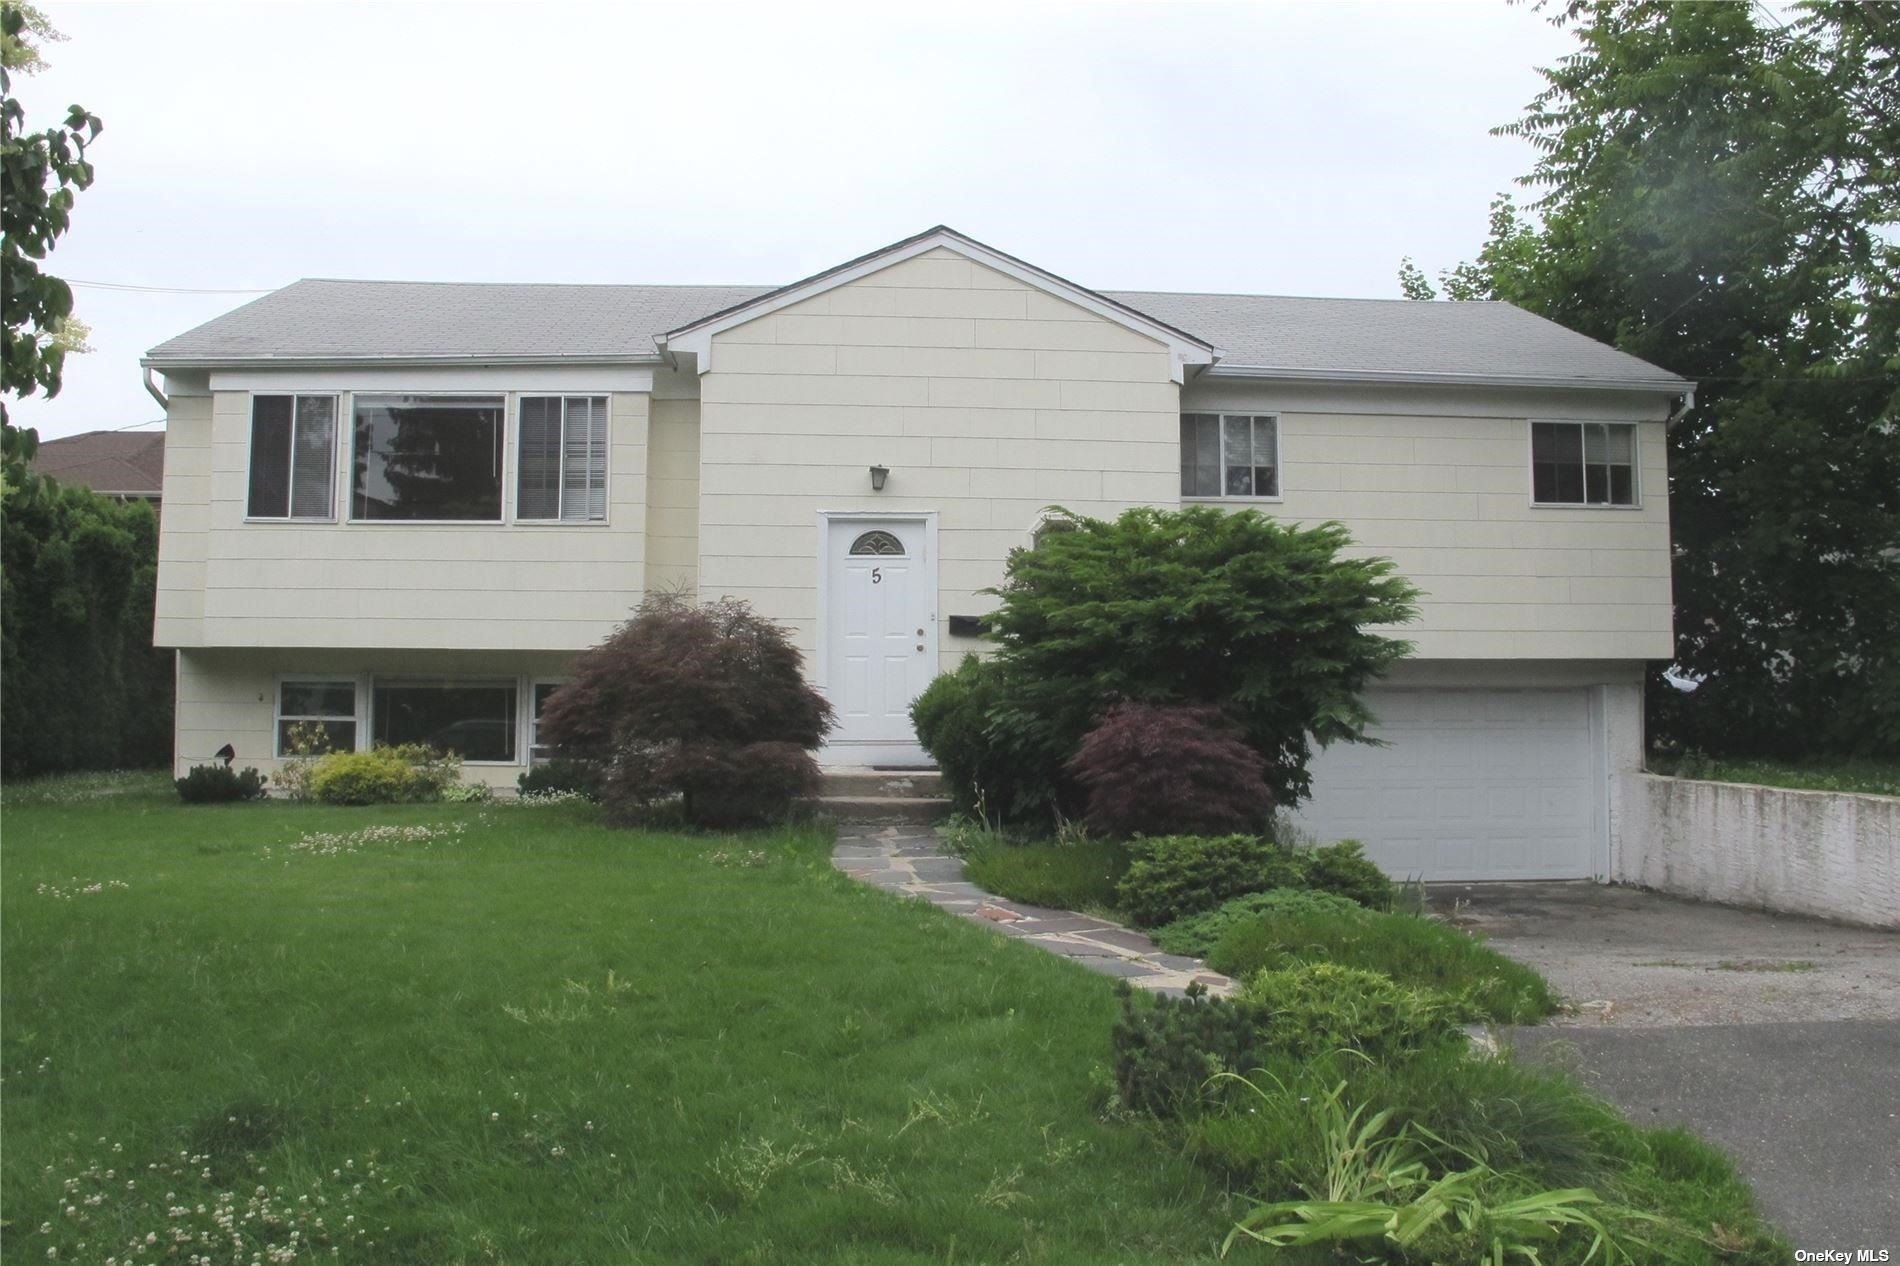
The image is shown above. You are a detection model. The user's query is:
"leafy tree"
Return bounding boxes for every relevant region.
[0,2,168,777]
[537,592,835,828]
[914,506,1419,820]
[1404,0,1900,757]
[1066,702,1275,839]
[2,2,101,439]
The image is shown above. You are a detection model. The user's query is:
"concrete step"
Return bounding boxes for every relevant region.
[819,768,944,799]
[811,794,952,826]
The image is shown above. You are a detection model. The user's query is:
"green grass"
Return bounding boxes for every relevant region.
[959,835,1130,914]
[1206,908,1560,1024]
[1648,752,1900,796]
[2,773,1243,1265]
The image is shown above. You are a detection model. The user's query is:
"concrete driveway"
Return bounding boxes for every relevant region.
[1446,882,1900,1251]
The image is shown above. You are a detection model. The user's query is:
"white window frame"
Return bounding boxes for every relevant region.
[1179,412,1283,503]
[526,678,569,765]
[1527,419,1642,510]
[347,392,510,526]
[513,395,611,525]
[273,674,362,757]
[368,675,523,766]
[245,393,341,523]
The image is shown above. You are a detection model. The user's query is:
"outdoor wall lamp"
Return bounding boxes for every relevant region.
[869,464,890,491]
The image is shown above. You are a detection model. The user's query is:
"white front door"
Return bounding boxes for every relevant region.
[822,517,936,762]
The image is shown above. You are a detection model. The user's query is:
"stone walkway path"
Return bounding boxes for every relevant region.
[831,826,1236,996]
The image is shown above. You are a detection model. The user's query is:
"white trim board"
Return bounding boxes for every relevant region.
[210,366,655,393]
[661,226,1217,384]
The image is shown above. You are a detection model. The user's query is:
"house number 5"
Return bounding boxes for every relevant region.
[871,567,882,584]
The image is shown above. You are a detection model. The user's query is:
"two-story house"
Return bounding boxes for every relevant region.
[145,226,1689,882]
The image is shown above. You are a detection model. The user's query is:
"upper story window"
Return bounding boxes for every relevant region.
[351,394,504,522]
[247,395,338,519]
[1532,421,1637,507]
[1181,412,1279,499]
[517,396,608,521]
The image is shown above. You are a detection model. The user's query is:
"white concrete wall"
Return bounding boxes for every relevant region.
[155,385,652,651]
[175,647,576,791]
[1615,774,1900,928]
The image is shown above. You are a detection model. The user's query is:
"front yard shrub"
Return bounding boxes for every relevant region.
[537,593,834,828]
[1209,908,1557,1023]
[517,758,603,800]
[174,763,267,803]
[960,835,1130,912]
[1152,888,1366,958]
[1065,701,1273,838]
[1115,833,1300,928]
[910,655,1057,820]
[984,506,1420,813]
[1110,984,1277,1119]
[1236,962,1459,1061]
[1298,839,1395,910]
[308,749,417,805]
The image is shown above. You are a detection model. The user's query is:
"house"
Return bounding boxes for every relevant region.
[29,428,167,503]
[144,226,1689,882]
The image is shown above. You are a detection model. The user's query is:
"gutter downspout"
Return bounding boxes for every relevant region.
[142,366,169,411]
[1666,387,1695,425]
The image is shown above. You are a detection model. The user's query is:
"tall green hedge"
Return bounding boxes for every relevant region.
[2,479,173,777]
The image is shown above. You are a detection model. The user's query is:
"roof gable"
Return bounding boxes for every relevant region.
[659,226,1218,384]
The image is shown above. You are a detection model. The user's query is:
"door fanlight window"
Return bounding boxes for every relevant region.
[849,530,906,556]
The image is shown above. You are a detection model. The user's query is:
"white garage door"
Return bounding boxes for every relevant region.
[1289,689,1601,882]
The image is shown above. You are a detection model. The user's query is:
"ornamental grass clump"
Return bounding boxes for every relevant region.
[536,593,834,829]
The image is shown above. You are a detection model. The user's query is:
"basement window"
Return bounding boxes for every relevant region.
[372,678,519,763]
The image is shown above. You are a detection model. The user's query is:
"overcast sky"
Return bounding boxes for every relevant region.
[10,0,1576,439]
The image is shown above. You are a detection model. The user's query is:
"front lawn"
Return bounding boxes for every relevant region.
[2,774,1232,1265]
[1647,752,1900,796]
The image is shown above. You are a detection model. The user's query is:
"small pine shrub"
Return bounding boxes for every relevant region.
[175,764,268,804]
[1299,839,1395,910]
[308,749,416,805]
[1237,962,1459,1061]
[1115,834,1302,928]
[1110,983,1278,1119]
[1153,888,1366,958]
[389,743,463,801]
[537,594,832,829]
[517,758,603,800]
[1066,701,1274,838]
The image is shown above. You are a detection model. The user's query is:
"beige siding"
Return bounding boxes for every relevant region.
[154,390,212,646]
[158,390,652,650]
[1176,391,1674,660]
[645,398,700,592]
[696,248,1178,672]
[175,647,574,790]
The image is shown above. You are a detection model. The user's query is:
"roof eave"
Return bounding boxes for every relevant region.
[1200,363,1694,394]
[140,352,667,371]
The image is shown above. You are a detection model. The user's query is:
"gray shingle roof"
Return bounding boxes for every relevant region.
[147,275,1686,388]
[146,280,770,363]
[1099,290,1686,387]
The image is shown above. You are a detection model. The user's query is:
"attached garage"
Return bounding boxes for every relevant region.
[1290,688,1605,882]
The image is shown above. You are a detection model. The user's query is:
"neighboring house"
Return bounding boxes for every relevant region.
[29,429,167,503]
[143,226,1690,881]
